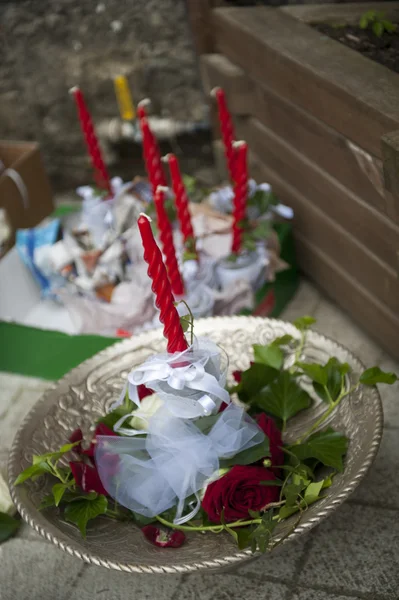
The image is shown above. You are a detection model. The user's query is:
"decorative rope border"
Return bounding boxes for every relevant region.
[8,316,383,574]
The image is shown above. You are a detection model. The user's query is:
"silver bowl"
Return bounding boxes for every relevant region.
[8,316,383,574]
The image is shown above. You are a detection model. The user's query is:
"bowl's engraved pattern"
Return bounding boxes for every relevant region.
[8,317,383,573]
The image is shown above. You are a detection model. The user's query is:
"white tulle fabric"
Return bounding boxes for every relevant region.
[111,339,231,435]
[96,404,265,523]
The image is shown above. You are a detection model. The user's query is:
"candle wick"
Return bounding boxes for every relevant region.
[69,85,79,95]
[232,140,246,148]
[139,212,152,222]
[161,154,173,163]
[210,86,222,97]
[156,185,170,193]
[138,98,151,108]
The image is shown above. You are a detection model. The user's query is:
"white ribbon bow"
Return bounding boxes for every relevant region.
[112,339,230,434]
[96,404,265,524]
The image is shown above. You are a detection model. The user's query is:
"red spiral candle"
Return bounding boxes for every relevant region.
[70,87,112,196]
[140,117,167,195]
[212,87,236,183]
[137,98,151,120]
[137,213,188,353]
[165,154,196,253]
[231,141,249,254]
[154,186,185,297]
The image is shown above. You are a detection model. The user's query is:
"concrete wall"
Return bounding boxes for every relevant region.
[0,0,206,189]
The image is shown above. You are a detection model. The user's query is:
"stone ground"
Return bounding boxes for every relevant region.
[1,279,399,600]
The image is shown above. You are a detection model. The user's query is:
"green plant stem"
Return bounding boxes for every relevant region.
[289,331,306,374]
[106,508,129,521]
[51,463,68,485]
[155,514,263,532]
[296,383,359,443]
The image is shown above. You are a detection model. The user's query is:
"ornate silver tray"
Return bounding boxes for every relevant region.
[8,317,383,574]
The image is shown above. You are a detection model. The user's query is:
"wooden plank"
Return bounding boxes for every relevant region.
[200,53,398,221]
[282,2,399,25]
[235,117,399,273]
[200,54,253,114]
[293,235,399,361]
[212,6,399,157]
[248,154,399,315]
[186,0,215,55]
[382,130,399,199]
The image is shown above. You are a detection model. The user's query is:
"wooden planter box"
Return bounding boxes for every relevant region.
[194,1,399,359]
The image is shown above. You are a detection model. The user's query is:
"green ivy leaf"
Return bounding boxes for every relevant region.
[131,512,157,526]
[251,220,272,241]
[293,316,316,331]
[382,20,397,33]
[0,512,20,544]
[179,316,190,333]
[303,480,324,504]
[182,174,197,196]
[254,371,312,427]
[359,13,371,28]
[39,494,57,510]
[32,442,80,466]
[272,335,294,347]
[278,493,323,520]
[64,494,108,538]
[236,527,252,550]
[260,480,283,487]
[52,483,68,507]
[359,367,397,386]
[312,358,350,404]
[288,428,348,472]
[373,20,384,37]
[62,490,98,503]
[236,363,279,404]
[249,511,277,553]
[14,462,52,486]
[97,397,134,431]
[297,362,328,386]
[220,438,270,468]
[253,343,284,370]
[283,482,304,507]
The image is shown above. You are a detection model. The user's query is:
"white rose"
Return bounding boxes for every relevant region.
[0,471,16,516]
[129,393,164,431]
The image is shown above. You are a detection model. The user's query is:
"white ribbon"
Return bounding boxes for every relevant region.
[96,403,265,524]
[111,338,230,434]
[3,168,29,209]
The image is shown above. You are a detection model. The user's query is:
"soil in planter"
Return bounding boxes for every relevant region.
[313,23,399,74]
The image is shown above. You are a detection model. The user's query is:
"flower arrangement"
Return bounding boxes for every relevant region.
[13,313,397,552]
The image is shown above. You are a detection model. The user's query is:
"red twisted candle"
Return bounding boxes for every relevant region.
[165,154,196,252]
[154,186,185,297]
[139,117,167,195]
[137,98,150,120]
[70,87,112,196]
[212,87,236,183]
[231,141,249,254]
[137,213,188,353]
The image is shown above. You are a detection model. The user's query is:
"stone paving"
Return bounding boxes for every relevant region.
[1,279,398,600]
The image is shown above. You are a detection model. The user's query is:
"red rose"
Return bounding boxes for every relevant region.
[256,414,284,467]
[232,370,242,384]
[202,465,279,523]
[232,362,254,385]
[142,525,186,548]
[138,384,153,401]
[69,461,108,496]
